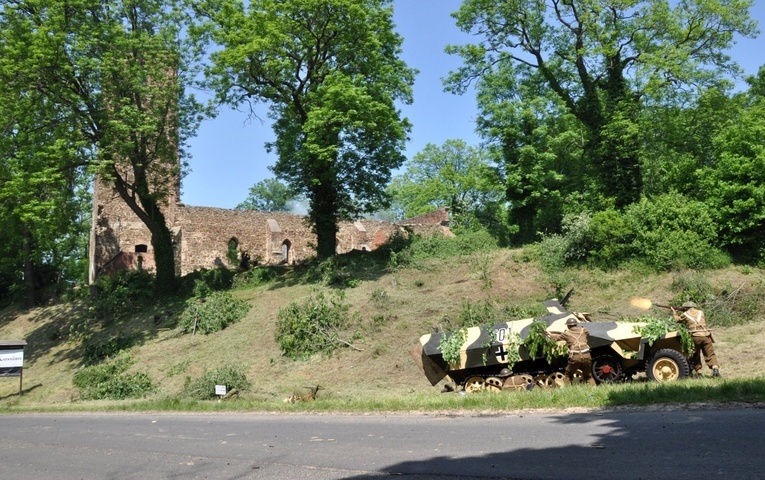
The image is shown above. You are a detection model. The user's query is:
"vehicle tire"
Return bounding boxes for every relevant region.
[592,354,624,384]
[647,348,690,382]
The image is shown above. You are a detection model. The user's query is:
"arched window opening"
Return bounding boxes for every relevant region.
[281,239,292,264]
[135,244,148,253]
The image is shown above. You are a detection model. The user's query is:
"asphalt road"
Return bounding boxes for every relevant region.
[2,406,763,479]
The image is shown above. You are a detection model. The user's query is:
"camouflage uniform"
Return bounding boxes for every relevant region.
[674,304,720,376]
[549,323,596,386]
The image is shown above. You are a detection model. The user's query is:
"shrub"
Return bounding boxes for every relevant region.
[624,194,729,271]
[90,270,154,319]
[177,291,251,335]
[179,268,235,297]
[275,289,359,360]
[232,267,279,289]
[72,352,155,400]
[83,334,137,365]
[181,364,252,400]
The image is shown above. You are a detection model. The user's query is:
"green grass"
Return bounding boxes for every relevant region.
[3,376,763,414]
[2,238,765,413]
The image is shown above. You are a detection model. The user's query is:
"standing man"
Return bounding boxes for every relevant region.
[547,317,596,386]
[672,301,720,377]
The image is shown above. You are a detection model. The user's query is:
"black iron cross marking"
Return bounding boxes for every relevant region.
[494,344,508,362]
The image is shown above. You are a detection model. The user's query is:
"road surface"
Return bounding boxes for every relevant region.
[2,406,763,479]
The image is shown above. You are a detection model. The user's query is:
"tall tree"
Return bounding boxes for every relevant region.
[700,67,765,262]
[446,0,757,210]
[388,140,505,236]
[0,57,91,306]
[0,0,204,295]
[191,0,415,259]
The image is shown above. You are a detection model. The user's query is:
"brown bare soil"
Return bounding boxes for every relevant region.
[1,248,764,406]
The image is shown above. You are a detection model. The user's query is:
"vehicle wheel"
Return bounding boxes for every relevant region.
[464,376,485,393]
[545,372,570,388]
[592,354,624,384]
[647,348,690,382]
[484,377,503,393]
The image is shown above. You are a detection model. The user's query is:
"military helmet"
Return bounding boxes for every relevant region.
[682,301,697,309]
[499,368,512,377]
[566,317,578,327]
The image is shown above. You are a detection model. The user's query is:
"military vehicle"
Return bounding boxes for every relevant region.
[413,297,691,392]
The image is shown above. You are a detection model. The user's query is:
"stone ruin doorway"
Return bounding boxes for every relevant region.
[281,240,291,264]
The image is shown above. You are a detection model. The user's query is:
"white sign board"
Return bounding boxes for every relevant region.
[0,349,24,368]
[215,385,227,396]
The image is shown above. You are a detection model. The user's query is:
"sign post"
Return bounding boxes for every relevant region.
[0,340,27,396]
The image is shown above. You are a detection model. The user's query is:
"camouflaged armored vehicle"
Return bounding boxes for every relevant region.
[413,298,690,392]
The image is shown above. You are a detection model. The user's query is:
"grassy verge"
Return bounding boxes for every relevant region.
[3,376,763,414]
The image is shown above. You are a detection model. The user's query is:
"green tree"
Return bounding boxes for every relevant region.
[447,0,757,210]
[0,70,91,307]
[388,139,505,237]
[0,0,204,296]
[191,0,415,259]
[236,178,302,212]
[700,67,765,262]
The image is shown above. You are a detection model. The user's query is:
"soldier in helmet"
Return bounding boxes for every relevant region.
[672,301,720,377]
[547,317,596,386]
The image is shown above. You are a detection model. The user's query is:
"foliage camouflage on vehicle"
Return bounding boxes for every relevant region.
[413,298,690,392]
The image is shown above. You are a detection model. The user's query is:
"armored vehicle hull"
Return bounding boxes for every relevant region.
[413,299,689,391]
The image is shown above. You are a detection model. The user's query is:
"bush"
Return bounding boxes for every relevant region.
[624,194,729,271]
[72,352,155,400]
[179,268,236,297]
[537,194,730,271]
[181,364,252,400]
[232,267,279,289]
[275,289,358,360]
[177,291,251,335]
[90,270,154,319]
[83,334,137,365]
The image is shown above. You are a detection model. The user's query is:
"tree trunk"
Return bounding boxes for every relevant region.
[310,181,339,260]
[22,228,35,309]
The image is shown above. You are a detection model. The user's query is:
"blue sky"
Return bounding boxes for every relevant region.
[181,0,765,210]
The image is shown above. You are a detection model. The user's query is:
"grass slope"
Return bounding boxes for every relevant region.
[2,247,765,410]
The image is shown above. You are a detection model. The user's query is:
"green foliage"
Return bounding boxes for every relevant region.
[701,93,765,262]
[236,178,303,212]
[624,194,729,271]
[304,257,361,288]
[180,268,236,297]
[83,335,137,366]
[232,267,279,289]
[0,0,206,295]
[448,0,756,217]
[523,320,567,363]
[388,230,499,271]
[90,270,155,320]
[388,140,506,238]
[181,365,252,400]
[438,328,467,368]
[193,0,415,259]
[632,316,694,356]
[177,291,251,335]
[72,353,155,400]
[538,194,730,271]
[275,289,358,360]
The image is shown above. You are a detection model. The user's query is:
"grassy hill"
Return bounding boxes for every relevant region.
[2,240,765,410]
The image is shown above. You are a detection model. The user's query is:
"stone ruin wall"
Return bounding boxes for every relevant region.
[90,187,452,280]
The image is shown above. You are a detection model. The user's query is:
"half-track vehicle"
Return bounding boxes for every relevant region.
[413,297,690,392]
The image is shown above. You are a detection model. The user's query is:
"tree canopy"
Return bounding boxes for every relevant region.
[191,0,415,259]
[447,0,758,230]
[0,0,204,296]
[236,178,303,212]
